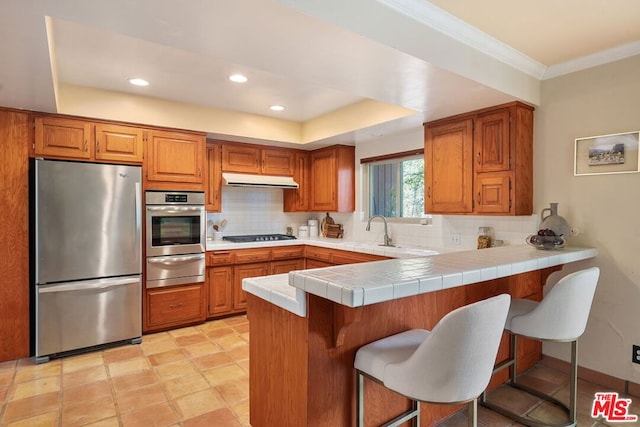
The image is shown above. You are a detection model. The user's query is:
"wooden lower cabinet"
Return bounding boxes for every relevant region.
[233,263,269,311]
[207,266,233,317]
[305,259,334,269]
[271,259,304,275]
[145,283,206,332]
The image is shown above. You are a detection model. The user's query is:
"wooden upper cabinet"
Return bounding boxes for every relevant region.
[310,145,355,212]
[221,143,295,176]
[284,151,310,212]
[222,144,261,174]
[424,118,474,214]
[95,124,144,163]
[262,148,294,176]
[145,130,205,189]
[424,101,533,215]
[35,116,92,160]
[205,142,222,212]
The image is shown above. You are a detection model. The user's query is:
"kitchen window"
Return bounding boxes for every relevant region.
[362,150,424,218]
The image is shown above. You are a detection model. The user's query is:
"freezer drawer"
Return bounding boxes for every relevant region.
[36,276,141,359]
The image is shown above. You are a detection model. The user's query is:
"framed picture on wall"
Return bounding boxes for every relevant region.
[574,131,640,176]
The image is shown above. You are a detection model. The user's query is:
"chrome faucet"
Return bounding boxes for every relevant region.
[366,215,394,247]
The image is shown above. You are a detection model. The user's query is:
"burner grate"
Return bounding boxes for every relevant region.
[222,234,296,243]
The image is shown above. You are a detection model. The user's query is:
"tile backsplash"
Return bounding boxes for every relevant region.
[207,187,538,248]
[206,187,350,238]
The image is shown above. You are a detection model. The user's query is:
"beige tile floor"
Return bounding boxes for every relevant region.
[0,316,250,427]
[437,364,640,427]
[1,314,639,427]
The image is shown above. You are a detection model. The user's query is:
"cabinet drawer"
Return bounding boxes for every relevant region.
[271,245,304,260]
[207,251,234,266]
[234,248,271,264]
[304,246,332,262]
[147,284,204,327]
[332,250,387,265]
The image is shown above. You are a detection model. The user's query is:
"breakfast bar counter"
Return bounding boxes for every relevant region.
[243,245,597,427]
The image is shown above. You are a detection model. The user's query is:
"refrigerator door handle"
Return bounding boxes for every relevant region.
[147,254,205,265]
[38,277,141,294]
[135,182,142,267]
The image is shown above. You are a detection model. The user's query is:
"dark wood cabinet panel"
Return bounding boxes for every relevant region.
[0,109,30,362]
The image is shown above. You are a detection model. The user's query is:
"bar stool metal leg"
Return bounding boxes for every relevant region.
[481,335,579,427]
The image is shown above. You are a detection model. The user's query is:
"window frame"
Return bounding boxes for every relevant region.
[361,149,428,222]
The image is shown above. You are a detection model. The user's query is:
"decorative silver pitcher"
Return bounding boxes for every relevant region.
[539,202,570,237]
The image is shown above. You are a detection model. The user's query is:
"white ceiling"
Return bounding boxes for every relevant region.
[1,0,639,145]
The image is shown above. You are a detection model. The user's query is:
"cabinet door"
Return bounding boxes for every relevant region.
[262,148,294,176]
[146,284,206,330]
[95,124,144,163]
[475,174,510,214]
[205,143,222,212]
[221,144,261,174]
[233,263,269,310]
[271,259,304,275]
[424,119,473,213]
[284,152,310,212]
[310,148,337,211]
[146,130,205,186]
[35,116,92,159]
[474,109,510,173]
[207,266,233,317]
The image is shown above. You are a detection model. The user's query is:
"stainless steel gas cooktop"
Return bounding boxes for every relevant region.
[222,234,297,243]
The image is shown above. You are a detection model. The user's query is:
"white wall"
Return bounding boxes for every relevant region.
[535,55,640,382]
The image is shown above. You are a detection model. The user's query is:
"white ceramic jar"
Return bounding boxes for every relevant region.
[298,225,309,238]
[308,219,318,237]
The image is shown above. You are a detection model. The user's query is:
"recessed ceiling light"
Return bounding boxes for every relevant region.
[229,74,248,83]
[270,105,285,111]
[128,78,149,86]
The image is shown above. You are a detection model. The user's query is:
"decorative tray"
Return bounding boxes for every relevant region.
[526,234,565,250]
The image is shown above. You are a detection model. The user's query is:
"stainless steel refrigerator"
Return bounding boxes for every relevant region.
[34,159,142,363]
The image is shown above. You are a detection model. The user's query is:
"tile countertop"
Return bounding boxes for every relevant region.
[242,244,598,318]
[206,236,444,257]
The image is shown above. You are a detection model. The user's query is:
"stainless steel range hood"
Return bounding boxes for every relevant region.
[222,173,299,189]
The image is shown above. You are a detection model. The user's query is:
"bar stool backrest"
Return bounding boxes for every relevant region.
[383,294,510,404]
[510,267,600,341]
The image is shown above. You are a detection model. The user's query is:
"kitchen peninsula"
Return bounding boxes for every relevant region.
[243,244,597,427]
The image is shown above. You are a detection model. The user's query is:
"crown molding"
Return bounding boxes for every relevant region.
[378,0,640,82]
[543,40,640,79]
[378,0,547,79]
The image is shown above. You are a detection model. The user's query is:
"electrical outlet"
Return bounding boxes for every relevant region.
[450,233,461,245]
[633,345,640,364]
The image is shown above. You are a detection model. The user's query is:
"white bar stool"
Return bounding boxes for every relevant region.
[354,294,511,427]
[481,267,600,427]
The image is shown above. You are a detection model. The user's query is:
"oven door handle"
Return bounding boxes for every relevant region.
[146,206,204,214]
[147,254,205,265]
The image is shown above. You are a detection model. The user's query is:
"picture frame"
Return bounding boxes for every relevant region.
[574,131,640,176]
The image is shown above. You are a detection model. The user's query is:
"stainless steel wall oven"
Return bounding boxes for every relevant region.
[145,191,205,288]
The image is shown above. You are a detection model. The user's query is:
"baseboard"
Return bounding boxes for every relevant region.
[541,355,640,397]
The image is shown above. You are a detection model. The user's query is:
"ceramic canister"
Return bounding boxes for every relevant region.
[308,219,318,237]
